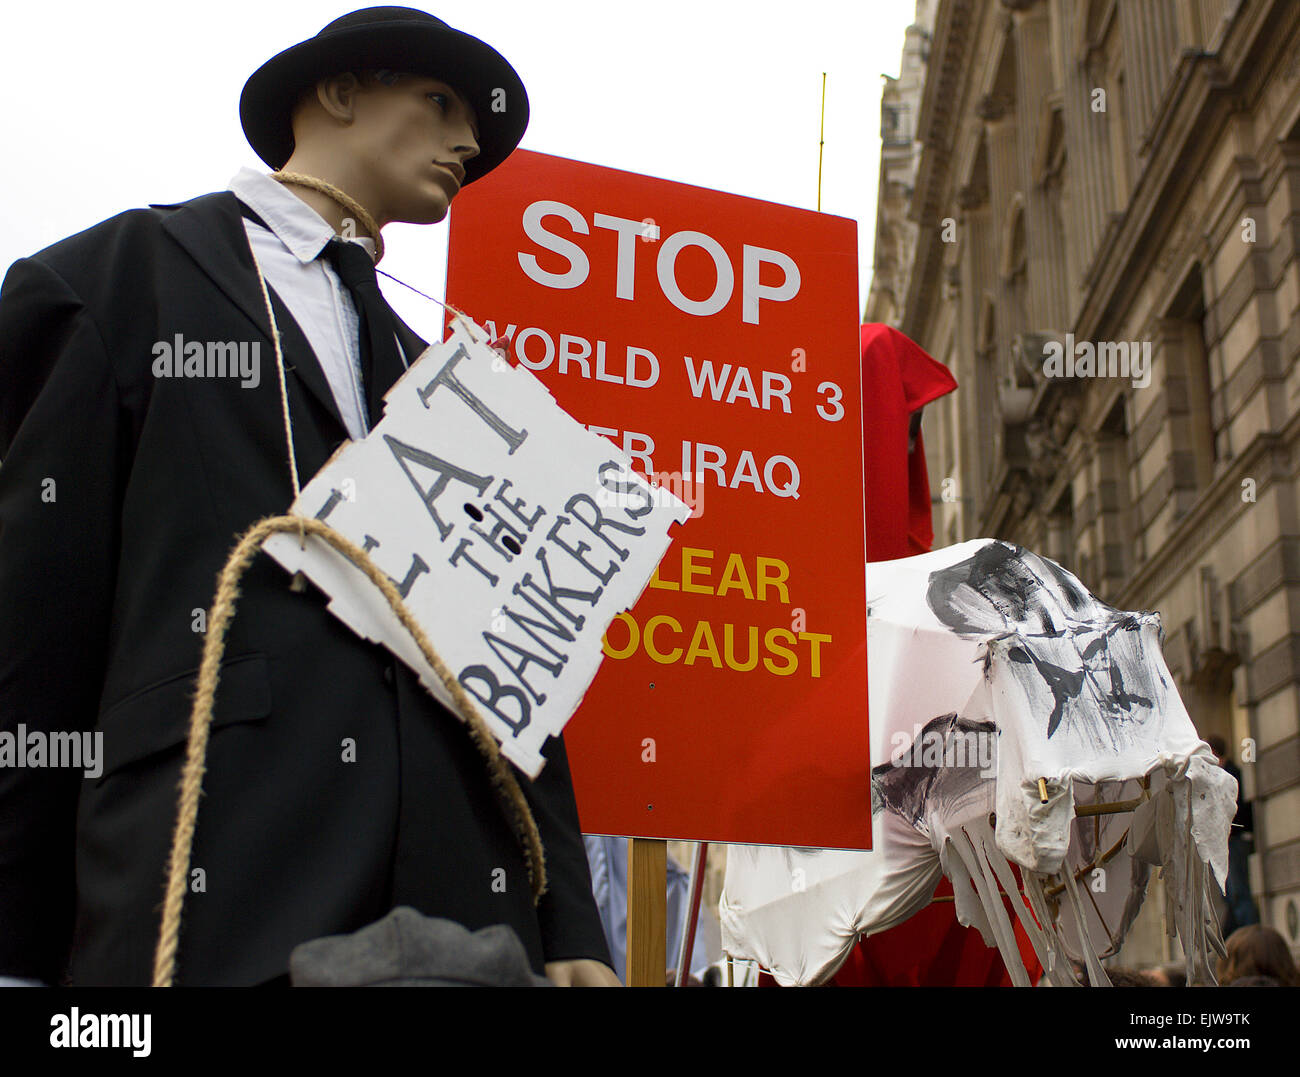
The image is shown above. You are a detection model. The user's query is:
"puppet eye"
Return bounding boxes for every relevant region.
[427,92,448,109]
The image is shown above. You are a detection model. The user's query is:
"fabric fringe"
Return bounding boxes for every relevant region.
[948,769,1231,987]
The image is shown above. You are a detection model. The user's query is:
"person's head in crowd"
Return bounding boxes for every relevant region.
[1104,966,1159,987]
[1154,962,1186,988]
[1217,924,1300,986]
[1070,962,1155,986]
[1206,733,1228,764]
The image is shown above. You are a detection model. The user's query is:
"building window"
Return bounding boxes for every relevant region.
[1097,396,1135,585]
[1167,266,1220,491]
[881,103,913,147]
[1047,488,1076,572]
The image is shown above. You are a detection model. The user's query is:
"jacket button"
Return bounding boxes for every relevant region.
[383,665,395,687]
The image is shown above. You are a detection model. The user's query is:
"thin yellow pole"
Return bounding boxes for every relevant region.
[817,72,827,212]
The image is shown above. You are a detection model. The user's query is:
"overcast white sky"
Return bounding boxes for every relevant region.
[3,0,919,335]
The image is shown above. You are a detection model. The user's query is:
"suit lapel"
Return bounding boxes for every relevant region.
[156,192,347,434]
[367,309,432,419]
[392,317,429,372]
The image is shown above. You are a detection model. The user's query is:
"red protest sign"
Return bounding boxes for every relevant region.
[447,149,869,849]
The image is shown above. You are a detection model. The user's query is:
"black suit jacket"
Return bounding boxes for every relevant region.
[0,191,610,985]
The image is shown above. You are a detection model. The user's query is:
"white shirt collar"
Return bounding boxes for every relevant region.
[227,166,378,263]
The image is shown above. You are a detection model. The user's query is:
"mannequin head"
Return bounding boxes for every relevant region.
[283,69,480,231]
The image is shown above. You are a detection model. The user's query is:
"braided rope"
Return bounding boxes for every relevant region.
[272,170,385,261]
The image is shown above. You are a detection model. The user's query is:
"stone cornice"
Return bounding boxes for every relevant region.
[914,0,976,157]
[1136,50,1206,161]
[903,0,978,344]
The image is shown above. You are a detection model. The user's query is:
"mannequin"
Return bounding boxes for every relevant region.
[0,7,617,987]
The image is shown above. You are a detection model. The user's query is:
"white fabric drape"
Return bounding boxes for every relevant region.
[721,540,1234,986]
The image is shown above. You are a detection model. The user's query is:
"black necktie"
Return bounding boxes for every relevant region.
[319,237,406,429]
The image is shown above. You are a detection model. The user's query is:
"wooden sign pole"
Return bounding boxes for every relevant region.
[626,837,667,986]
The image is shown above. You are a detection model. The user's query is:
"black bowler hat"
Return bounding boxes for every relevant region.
[240,7,529,184]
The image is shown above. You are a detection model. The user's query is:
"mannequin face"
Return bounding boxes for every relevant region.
[348,74,480,224]
[288,72,480,227]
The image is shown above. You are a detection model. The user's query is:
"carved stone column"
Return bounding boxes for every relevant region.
[979,93,1022,374]
[1010,0,1069,329]
[1119,0,1182,153]
[1060,3,1118,283]
[959,185,997,505]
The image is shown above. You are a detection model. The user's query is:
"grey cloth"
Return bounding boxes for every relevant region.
[289,907,553,987]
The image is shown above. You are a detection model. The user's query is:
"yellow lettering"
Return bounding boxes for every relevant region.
[756,557,790,603]
[723,623,758,671]
[763,627,798,675]
[602,612,639,659]
[681,547,714,595]
[649,563,679,591]
[798,632,833,678]
[684,619,722,667]
[603,616,830,678]
[644,615,683,664]
[715,553,755,600]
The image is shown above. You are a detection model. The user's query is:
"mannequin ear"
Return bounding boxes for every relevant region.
[315,72,362,123]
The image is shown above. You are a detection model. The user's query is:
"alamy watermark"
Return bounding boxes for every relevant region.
[1042,333,1150,389]
[50,1008,151,1057]
[152,334,261,389]
[888,724,996,778]
[596,470,705,518]
[0,726,102,778]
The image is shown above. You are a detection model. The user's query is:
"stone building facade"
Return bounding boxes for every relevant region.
[868,0,1300,964]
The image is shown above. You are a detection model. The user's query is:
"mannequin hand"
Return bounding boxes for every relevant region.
[545,959,622,986]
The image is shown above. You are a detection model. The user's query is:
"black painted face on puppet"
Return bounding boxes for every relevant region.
[926,542,1162,748]
[925,541,1099,638]
[348,74,480,224]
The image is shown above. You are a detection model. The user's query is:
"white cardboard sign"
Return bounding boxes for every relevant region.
[264,319,690,776]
